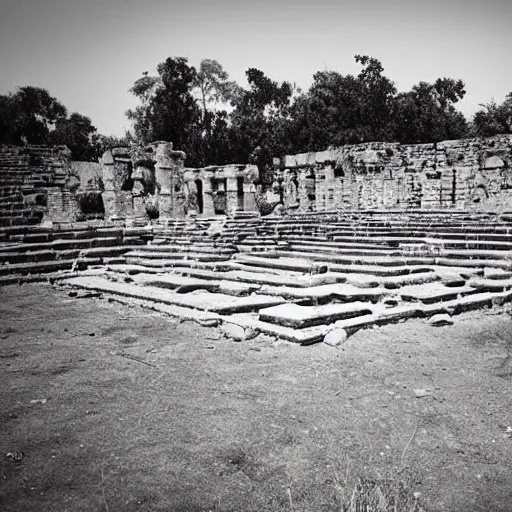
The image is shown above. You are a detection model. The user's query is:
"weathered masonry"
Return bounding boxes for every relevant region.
[275,135,512,212]
[101,141,259,220]
[0,144,83,226]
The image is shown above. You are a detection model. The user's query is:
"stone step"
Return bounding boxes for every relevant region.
[287,242,400,257]
[141,244,235,255]
[129,273,260,297]
[331,235,512,250]
[258,282,387,304]
[270,250,435,267]
[0,249,56,264]
[0,237,122,253]
[258,302,373,329]
[398,282,478,304]
[224,314,332,344]
[468,277,512,292]
[321,260,433,277]
[326,229,512,241]
[232,254,330,273]
[483,268,512,280]
[343,271,440,289]
[60,276,285,314]
[435,257,512,270]
[119,258,234,272]
[57,246,133,260]
[125,251,231,262]
[284,239,512,260]
[0,257,101,276]
[170,266,344,288]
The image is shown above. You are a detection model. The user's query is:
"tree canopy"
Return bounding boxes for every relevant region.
[472,93,512,137]
[2,56,511,168]
[0,86,122,161]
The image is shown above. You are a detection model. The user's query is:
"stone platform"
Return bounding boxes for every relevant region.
[39,210,512,345]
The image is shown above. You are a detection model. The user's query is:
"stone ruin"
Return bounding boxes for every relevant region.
[274,134,512,212]
[0,144,82,226]
[0,141,259,228]
[2,134,512,345]
[101,141,259,221]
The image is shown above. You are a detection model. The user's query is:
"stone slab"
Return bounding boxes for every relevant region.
[399,282,478,303]
[226,314,331,344]
[61,276,285,314]
[468,277,512,292]
[258,283,386,303]
[435,257,512,270]
[273,249,436,267]
[258,302,373,329]
[125,250,230,262]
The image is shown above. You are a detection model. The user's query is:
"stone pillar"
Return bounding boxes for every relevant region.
[297,169,308,212]
[242,164,259,212]
[202,176,215,217]
[226,176,239,214]
[154,142,186,218]
[243,182,257,211]
[101,149,117,219]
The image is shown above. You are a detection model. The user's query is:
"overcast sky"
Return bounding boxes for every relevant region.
[1,0,510,137]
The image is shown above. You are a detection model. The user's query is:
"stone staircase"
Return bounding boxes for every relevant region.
[0,223,151,285]
[54,210,512,344]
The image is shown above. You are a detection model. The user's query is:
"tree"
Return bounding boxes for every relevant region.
[50,113,98,161]
[126,57,203,164]
[390,79,468,143]
[285,55,396,153]
[472,93,512,136]
[127,57,199,149]
[229,68,293,179]
[0,86,67,145]
[191,59,240,166]
[193,59,240,126]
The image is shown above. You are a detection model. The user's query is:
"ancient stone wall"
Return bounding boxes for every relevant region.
[100,142,259,220]
[70,161,103,191]
[276,135,512,212]
[0,144,82,226]
[183,164,259,217]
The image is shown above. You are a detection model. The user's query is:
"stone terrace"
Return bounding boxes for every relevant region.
[37,209,512,344]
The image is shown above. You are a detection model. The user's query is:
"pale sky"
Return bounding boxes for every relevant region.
[1,0,510,137]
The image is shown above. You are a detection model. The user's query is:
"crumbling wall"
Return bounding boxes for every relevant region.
[183,164,259,217]
[0,144,82,225]
[101,147,136,219]
[276,135,512,211]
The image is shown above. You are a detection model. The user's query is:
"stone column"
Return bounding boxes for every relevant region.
[242,164,259,212]
[154,142,186,219]
[226,176,239,214]
[101,149,117,219]
[202,176,215,217]
[243,182,257,211]
[297,169,308,212]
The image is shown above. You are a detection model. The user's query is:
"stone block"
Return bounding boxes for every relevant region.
[221,321,258,341]
[428,313,453,326]
[323,328,348,346]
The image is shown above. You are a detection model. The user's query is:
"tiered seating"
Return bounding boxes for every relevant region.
[122,217,237,271]
[0,223,151,285]
[55,210,512,343]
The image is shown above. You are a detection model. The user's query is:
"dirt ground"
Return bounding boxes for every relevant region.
[1,284,512,512]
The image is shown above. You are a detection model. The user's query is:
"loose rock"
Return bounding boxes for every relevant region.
[323,328,348,347]
[221,322,257,341]
[429,313,453,326]
[414,388,432,398]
